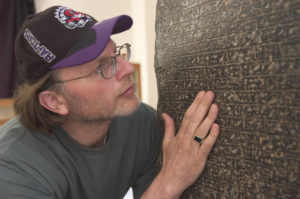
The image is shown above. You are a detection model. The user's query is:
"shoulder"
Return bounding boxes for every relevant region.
[0,118,68,197]
[0,118,28,157]
[0,118,55,171]
[0,118,54,159]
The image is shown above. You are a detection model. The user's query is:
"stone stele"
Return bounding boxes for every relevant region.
[154,0,300,198]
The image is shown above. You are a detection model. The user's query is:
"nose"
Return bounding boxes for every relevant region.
[114,56,135,81]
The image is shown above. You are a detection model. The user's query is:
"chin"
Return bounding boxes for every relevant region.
[115,94,140,117]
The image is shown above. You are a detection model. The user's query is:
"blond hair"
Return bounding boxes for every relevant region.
[14,72,64,134]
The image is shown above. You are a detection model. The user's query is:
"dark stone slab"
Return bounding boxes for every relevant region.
[154,0,300,198]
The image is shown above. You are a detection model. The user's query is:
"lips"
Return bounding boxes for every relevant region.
[120,83,135,96]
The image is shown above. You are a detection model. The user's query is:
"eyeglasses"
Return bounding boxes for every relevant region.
[55,43,131,83]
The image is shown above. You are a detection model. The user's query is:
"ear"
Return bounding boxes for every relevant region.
[38,90,69,115]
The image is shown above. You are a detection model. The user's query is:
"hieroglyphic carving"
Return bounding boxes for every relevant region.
[155,0,300,198]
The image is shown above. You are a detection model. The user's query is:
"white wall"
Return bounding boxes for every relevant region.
[34,0,158,109]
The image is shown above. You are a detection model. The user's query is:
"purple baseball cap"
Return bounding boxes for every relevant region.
[15,6,133,84]
[51,15,132,69]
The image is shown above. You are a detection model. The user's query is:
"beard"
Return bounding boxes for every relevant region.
[62,86,140,124]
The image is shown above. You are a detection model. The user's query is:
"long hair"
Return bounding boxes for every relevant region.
[14,72,65,134]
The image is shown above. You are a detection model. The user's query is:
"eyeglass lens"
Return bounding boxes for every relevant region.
[101,44,131,79]
[101,58,116,78]
[119,44,130,61]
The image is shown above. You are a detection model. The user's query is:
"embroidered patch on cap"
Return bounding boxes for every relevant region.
[54,6,91,29]
[23,28,56,63]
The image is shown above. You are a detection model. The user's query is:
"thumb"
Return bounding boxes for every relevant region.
[162,113,175,147]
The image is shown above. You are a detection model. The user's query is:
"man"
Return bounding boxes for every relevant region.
[0,6,220,199]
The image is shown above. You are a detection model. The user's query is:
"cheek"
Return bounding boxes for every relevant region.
[68,81,116,101]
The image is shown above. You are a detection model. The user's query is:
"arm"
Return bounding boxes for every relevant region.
[141,91,220,199]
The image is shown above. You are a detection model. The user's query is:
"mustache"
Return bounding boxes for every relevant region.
[125,75,135,87]
[120,75,135,93]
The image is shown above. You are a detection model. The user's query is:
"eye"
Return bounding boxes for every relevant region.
[101,59,113,70]
[97,59,109,70]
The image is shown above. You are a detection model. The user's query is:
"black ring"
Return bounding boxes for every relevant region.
[193,135,202,143]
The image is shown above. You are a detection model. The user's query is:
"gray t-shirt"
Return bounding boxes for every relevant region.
[0,103,161,199]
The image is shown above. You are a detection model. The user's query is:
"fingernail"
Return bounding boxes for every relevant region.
[198,91,206,99]
[206,91,214,99]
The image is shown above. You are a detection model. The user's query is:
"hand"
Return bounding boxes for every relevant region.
[159,91,220,198]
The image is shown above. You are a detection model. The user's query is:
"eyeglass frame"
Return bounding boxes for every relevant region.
[53,43,131,83]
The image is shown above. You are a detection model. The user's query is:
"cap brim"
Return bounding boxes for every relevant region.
[50,15,133,69]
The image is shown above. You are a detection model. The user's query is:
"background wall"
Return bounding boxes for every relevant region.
[34,0,158,108]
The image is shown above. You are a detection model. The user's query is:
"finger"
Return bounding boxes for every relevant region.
[184,91,206,119]
[179,91,206,133]
[195,104,218,140]
[199,123,220,155]
[162,113,175,147]
[185,91,215,137]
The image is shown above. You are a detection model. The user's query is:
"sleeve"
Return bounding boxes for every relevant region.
[131,105,163,198]
[0,159,56,199]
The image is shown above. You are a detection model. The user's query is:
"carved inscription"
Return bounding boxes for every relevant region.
[155,0,300,198]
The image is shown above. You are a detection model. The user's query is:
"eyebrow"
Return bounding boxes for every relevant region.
[93,41,117,70]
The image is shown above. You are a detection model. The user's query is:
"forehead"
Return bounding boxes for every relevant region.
[99,39,116,57]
